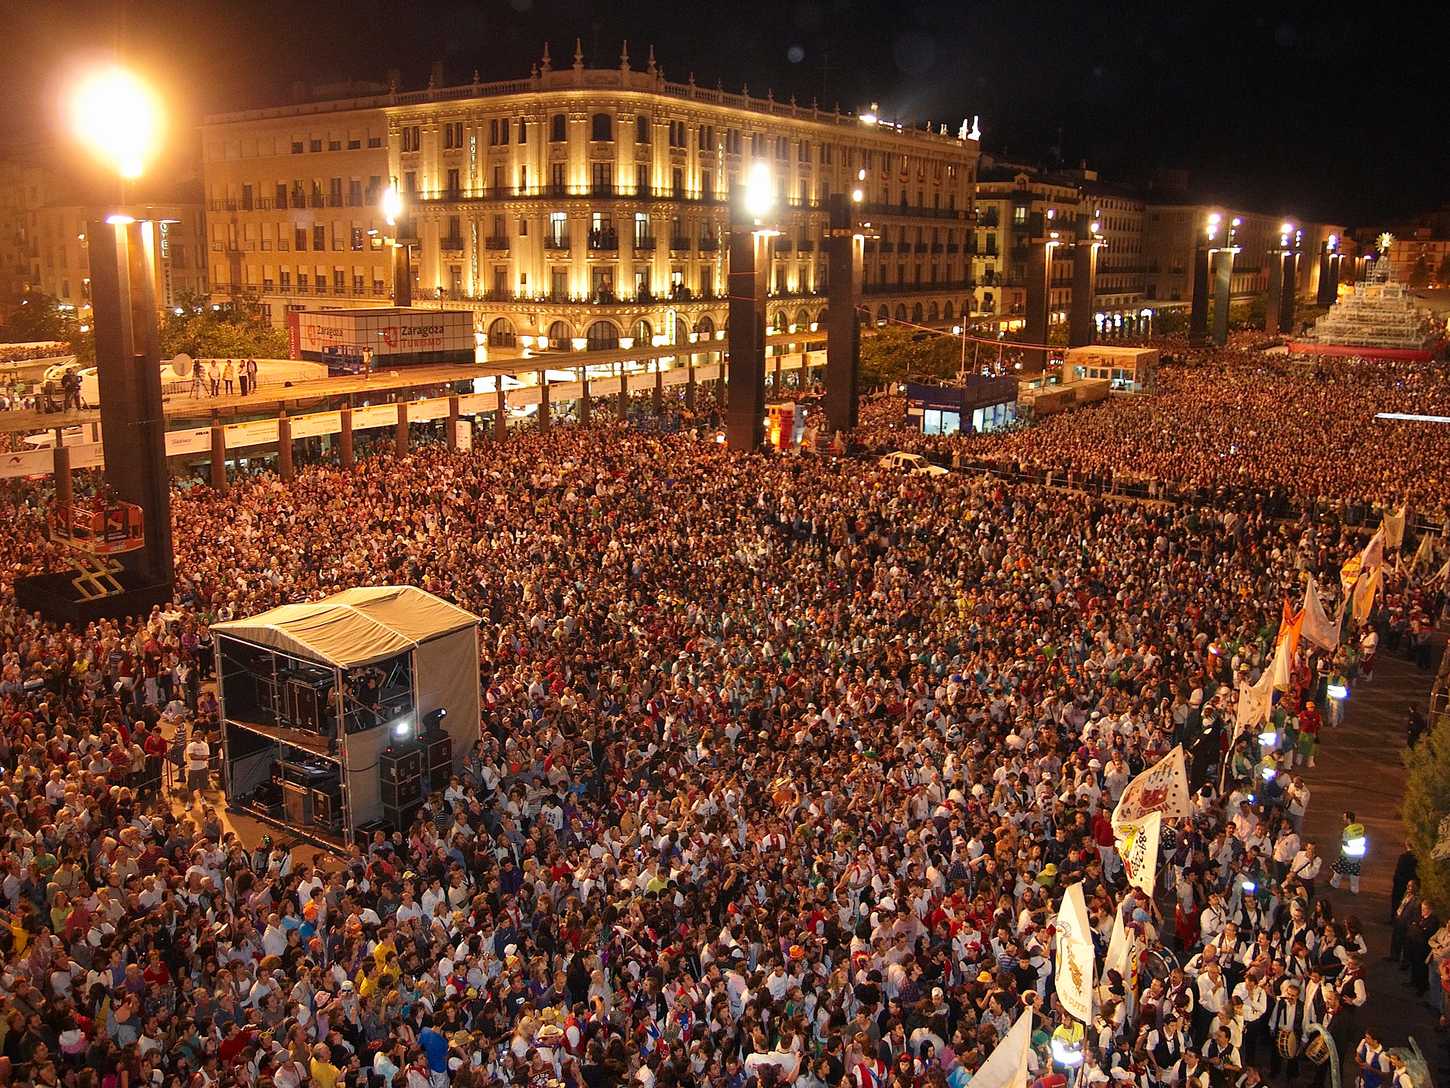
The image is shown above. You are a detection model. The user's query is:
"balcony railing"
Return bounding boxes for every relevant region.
[588,231,619,251]
[668,237,691,252]
[484,236,509,250]
[699,238,719,252]
[440,236,465,252]
[544,236,571,251]
[775,240,794,253]
[879,242,895,253]
[796,240,815,252]
[414,185,731,205]
[634,236,657,251]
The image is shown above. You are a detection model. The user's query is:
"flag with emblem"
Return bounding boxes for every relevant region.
[1116,809,1162,895]
[1054,881,1095,1023]
[1112,745,1191,826]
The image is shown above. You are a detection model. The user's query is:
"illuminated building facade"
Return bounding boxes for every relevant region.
[202,47,981,347]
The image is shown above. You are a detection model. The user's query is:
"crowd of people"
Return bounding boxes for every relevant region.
[858,349,1450,527]
[0,359,1440,1088]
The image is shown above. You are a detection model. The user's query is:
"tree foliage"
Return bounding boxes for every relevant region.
[1409,257,1432,289]
[1403,714,1450,914]
[858,326,962,388]
[0,293,78,345]
[158,289,289,360]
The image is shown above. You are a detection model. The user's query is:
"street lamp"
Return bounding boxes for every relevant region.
[70,67,164,181]
[60,65,176,602]
[381,184,404,228]
[744,162,776,221]
[381,184,412,306]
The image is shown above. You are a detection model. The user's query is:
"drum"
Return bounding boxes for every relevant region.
[1303,1033,1331,1066]
[1277,1030,1301,1059]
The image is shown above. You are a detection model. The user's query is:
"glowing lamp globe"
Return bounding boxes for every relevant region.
[71,67,164,180]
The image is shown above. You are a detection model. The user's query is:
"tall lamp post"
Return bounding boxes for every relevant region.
[72,66,175,597]
[724,162,777,451]
[824,171,868,433]
[381,184,413,307]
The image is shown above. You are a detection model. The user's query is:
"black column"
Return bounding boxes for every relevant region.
[725,186,770,451]
[1317,247,1336,306]
[1068,221,1099,348]
[825,194,862,432]
[1023,213,1050,372]
[392,244,412,307]
[89,218,173,590]
[1188,241,1211,343]
[1211,248,1235,346]
[1279,249,1298,335]
[1265,250,1284,336]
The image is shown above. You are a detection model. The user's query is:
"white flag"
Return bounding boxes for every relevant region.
[1112,746,1191,826]
[1104,908,1134,981]
[1300,576,1340,653]
[1117,810,1162,895]
[968,1008,1034,1088]
[1410,532,1434,574]
[1383,507,1407,550]
[1269,626,1296,691]
[1054,882,1095,1024]
[1235,669,1275,732]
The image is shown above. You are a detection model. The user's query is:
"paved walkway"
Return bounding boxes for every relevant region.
[1302,641,1444,1060]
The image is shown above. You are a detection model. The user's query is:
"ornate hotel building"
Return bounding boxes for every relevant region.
[201,45,981,350]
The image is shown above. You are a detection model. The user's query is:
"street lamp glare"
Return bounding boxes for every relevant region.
[381,184,404,227]
[851,187,864,203]
[71,67,163,180]
[744,162,775,219]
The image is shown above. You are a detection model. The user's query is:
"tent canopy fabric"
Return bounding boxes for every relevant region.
[212,585,479,668]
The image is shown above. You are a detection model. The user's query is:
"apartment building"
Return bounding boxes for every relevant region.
[201,47,981,345]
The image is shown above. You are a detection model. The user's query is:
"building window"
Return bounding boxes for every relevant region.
[549,211,567,247]
[291,139,304,154]
[591,113,613,141]
[726,128,742,155]
[328,139,341,151]
[367,135,382,148]
[348,179,362,206]
[443,121,464,149]
[636,115,650,143]
[669,121,687,149]
[350,227,364,251]
[313,226,326,251]
[672,168,684,195]
[551,114,566,142]
[309,138,322,152]
[550,163,566,191]
[400,127,420,153]
[636,164,649,193]
[447,168,460,193]
[295,227,307,252]
[518,119,528,143]
[591,162,613,193]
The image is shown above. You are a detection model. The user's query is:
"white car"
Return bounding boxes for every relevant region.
[878,450,949,476]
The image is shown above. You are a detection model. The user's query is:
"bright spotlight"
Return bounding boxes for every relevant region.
[381,184,404,227]
[391,717,415,740]
[744,162,775,219]
[71,67,164,180]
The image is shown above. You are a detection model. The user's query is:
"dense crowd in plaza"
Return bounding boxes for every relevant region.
[860,348,1450,525]
[0,354,1442,1088]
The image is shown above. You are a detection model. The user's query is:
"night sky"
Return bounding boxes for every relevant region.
[5,0,1445,227]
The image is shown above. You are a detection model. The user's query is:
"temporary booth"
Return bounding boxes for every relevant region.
[213,586,480,845]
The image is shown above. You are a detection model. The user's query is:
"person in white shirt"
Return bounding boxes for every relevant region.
[1288,844,1323,897]
[261,914,288,958]
[184,731,210,806]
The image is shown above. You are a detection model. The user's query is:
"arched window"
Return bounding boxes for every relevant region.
[586,321,620,351]
[942,300,955,321]
[875,305,889,324]
[487,317,516,348]
[911,302,924,323]
[772,311,787,332]
[894,304,907,321]
[927,302,940,322]
[793,307,810,330]
[983,292,995,313]
[858,309,871,327]
[550,114,566,142]
[636,115,651,143]
[695,314,716,336]
[591,113,613,141]
[548,320,573,349]
[632,318,653,344]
